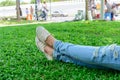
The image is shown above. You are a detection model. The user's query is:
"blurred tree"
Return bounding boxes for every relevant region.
[0,0,15,6]
[85,0,88,20]
[16,0,20,21]
[31,0,35,4]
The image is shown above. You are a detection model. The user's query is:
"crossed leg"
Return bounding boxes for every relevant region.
[36,26,56,60]
[36,26,120,71]
[44,35,56,56]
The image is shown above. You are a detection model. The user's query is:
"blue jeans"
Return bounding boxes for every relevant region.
[53,40,120,71]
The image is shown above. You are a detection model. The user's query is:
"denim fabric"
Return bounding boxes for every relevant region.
[53,40,120,71]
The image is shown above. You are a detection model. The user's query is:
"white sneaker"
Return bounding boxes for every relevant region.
[36,26,50,43]
[35,37,53,60]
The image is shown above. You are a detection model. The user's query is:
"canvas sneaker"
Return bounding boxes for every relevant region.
[36,26,50,43]
[35,37,53,60]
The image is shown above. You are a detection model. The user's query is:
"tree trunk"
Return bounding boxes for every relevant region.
[85,0,88,20]
[16,0,20,21]
[100,0,104,20]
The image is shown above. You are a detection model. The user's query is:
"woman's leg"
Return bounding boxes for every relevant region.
[55,40,120,71]
[53,50,110,70]
[35,36,53,60]
[46,36,120,71]
[36,27,120,71]
[36,34,108,69]
[44,43,109,69]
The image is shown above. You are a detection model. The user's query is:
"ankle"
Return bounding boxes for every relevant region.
[45,35,55,48]
[44,46,53,56]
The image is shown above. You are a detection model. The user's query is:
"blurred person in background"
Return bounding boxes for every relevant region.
[104,0,120,20]
[30,6,34,20]
[41,1,48,20]
[26,8,29,20]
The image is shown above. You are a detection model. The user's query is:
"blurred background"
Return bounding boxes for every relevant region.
[0,0,120,24]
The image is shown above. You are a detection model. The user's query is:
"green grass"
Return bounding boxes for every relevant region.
[0,19,39,25]
[0,21,120,80]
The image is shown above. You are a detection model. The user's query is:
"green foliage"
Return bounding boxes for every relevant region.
[52,0,62,2]
[0,20,36,25]
[0,0,15,6]
[0,21,120,80]
[31,0,35,4]
[0,0,29,6]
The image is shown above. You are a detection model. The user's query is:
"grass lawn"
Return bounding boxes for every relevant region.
[0,21,120,80]
[0,20,38,25]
